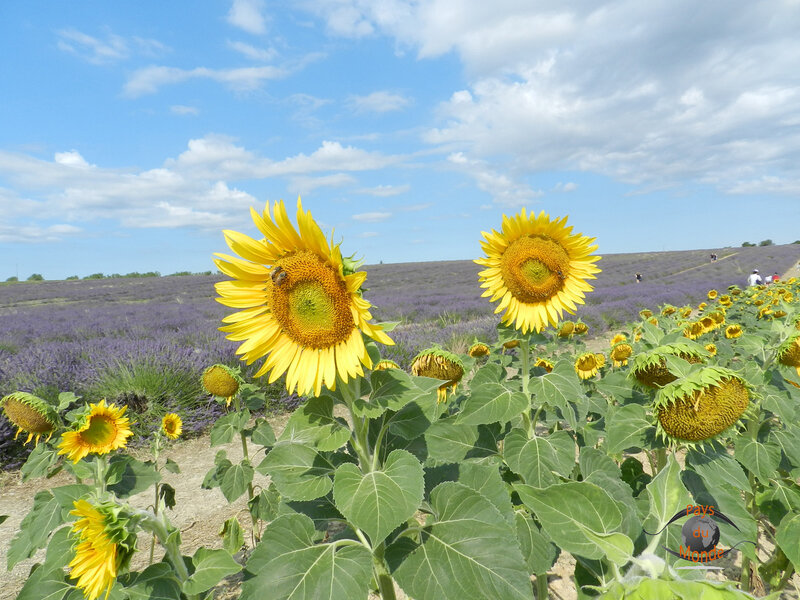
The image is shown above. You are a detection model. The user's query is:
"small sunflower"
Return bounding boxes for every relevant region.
[610,343,633,367]
[709,311,726,326]
[719,295,732,308]
[502,339,520,350]
[475,209,601,333]
[777,334,800,368]
[161,413,182,440]
[729,287,742,296]
[758,306,773,319]
[697,302,707,312]
[58,400,133,463]
[700,316,716,332]
[705,343,717,356]
[680,306,693,318]
[69,499,137,600]
[557,321,575,338]
[648,317,659,326]
[609,333,627,347]
[753,299,764,306]
[575,353,600,380]
[374,359,401,371]
[639,309,653,319]
[683,321,705,340]
[202,364,243,405]
[594,352,607,368]
[214,198,393,397]
[534,357,554,372]
[467,342,490,358]
[411,348,464,403]
[0,392,58,445]
[654,367,750,446]
[629,342,706,388]
[574,321,589,335]
[725,324,743,339]
[661,305,677,316]
[707,290,718,300]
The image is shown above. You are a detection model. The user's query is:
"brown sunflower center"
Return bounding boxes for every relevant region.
[500,235,570,303]
[3,398,55,433]
[82,415,117,446]
[779,341,800,367]
[270,251,355,348]
[164,419,178,435]
[658,378,749,442]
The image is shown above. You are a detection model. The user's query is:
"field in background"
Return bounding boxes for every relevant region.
[2,243,799,467]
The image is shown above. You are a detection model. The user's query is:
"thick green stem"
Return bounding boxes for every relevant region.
[741,414,762,592]
[139,510,198,600]
[520,340,536,437]
[776,563,795,591]
[654,447,667,474]
[535,573,548,599]
[95,455,108,495]
[234,396,259,545]
[372,543,397,600]
[340,376,372,472]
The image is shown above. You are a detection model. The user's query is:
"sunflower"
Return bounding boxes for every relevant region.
[725,325,743,339]
[574,321,589,335]
[411,348,464,403]
[475,209,601,333]
[729,287,742,296]
[609,333,627,347]
[777,335,800,368]
[707,290,718,300]
[374,359,400,371]
[654,367,750,446]
[753,299,764,307]
[758,307,773,319]
[700,316,716,333]
[502,339,520,350]
[610,343,633,367]
[629,342,706,388]
[557,321,576,338]
[648,317,659,326]
[69,499,137,600]
[661,305,677,316]
[594,353,607,368]
[534,357,554,372]
[161,414,182,440]
[468,342,490,358]
[214,198,393,397]
[683,321,705,340]
[0,392,58,445]
[680,306,693,318]
[705,343,717,356]
[201,364,242,405]
[719,295,732,308]
[639,309,653,319]
[697,302,707,312]
[58,400,133,463]
[574,353,600,380]
[709,311,725,326]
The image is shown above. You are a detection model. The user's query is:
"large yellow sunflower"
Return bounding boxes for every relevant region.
[58,400,133,463]
[575,353,600,380]
[214,199,393,396]
[475,209,601,333]
[69,499,137,600]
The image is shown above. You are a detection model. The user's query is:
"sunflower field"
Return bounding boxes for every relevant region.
[2,200,800,600]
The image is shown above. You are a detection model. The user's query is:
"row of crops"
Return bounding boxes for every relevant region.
[2,201,800,599]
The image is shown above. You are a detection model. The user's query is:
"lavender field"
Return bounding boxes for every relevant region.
[2,243,798,468]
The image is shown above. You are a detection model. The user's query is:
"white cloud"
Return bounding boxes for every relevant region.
[447,152,543,206]
[56,28,167,65]
[356,184,410,196]
[358,231,379,238]
[124,64,285,97]
[228,40,278,61]
[353,211,392,222]
[54,150,92,169]
[553,181,577,192]
[288,173,356,195]
[402,202,431,211]
[0,223,82,243]
[227,0,269,34]
[348,91,412,113]
[171,105,200,116]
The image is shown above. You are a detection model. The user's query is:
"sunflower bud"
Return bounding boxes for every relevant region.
[202,364,242,402]
[0,392,58,445]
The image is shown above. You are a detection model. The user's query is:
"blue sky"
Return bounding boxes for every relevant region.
[2,1,800,280]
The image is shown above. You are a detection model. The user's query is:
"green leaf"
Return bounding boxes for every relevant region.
[686,448,750,492]
[514,481,623,560]
[770,425,800,469]
[734,437,781,482]
[579,447,621,479]
[15,565,72,600]
[354,369,440,418]
[389,482,533,600]
[159,483,176,510]
[583,529,634,566]
[458,462,515,524]
[643,454,691,538]
[387,392,440,439]
[605,404,652,454]
[119,563,182,600]
[593,371,639,402]
[249,485,281,522]
[457,383,530,425]
[243,514,373,600]
[0,515,7,525]
[57,391,80,411]
[470,362,506,387]
[775,512,800,571]
[20,444,60,482]
[50,484,91,509]
[201,450,231,490]
[251,418,276,447]
[502,428,557,487]
[529,369,586,430]
[424,417,500,463]
[333,449,423,544]
[210,410,249,447]
[585,471,642,542]
[547,430,577,477]
[163,458,181,474]
[43,526,74,570]
[514,513,559,574]
[257,442,338,501]
[8,490,65,568]
[620,457,651,497]
[108,457,161,498]
[762,388,797,422]
[183,547,242,595]
[220,516,245,555]
[220,460,254,502]
[279,395,350,451]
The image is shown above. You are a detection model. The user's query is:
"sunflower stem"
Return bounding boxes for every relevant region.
[654,447,667,474]
[535,572,549,599]
[520,339,534,437]
[95,455,108,495]
[234,395,258,546]
[371,543,397,600]
[741,412,762,592]
[138,509,198,600]
[340,375,372,473]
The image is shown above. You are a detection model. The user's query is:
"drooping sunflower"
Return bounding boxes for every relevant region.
[557,321,575,338]
[574,321,589,335]
[774,310,788,319]
[58,400,133,463]
[707,290,718,300]
[214,199,393,397]
[502,339,520,350]
[610,342,633,367]
[680,306,693,318]
[729,287,742,297]
[697,302,707,312]
[594,352,607,368]
[475,209,601,333]
[0,392,58,445]
[574,353,600,380]
[709,311,726,326]
[758,306,773,320]
[639,309,653,319]
[705,343,717,356]
[629,342,706,388]
[661,305,677,317]
[69,499,137,600]
[411,348,464,403]
[700,316,716,333]
[201,364,242,406]
[374,359,400,371]
[161,413,182,440]
[468,342,490,358]
[654,367,751,447]
[609,333,627,347]
[777,334,800,368]
[725,324,743,339]
[683,321,705,340]
[534,357,554,372]
[647,317,659,326]
[753,298,765,307]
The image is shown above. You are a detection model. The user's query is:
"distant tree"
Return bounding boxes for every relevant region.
[109,273,122,278]
[759,239,774,247]
[169,271,193,276]
[27,273,44,281]
[124,272,141,278]
[793,240,800,245]
[741,241,756,247]
[142,271,161,277]
[65,275,79,280]
[6,276,18,282]
[83,273,105,280]
[198,271,212,276]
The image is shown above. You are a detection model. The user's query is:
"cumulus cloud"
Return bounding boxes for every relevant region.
[447,152,543,206]
[352,211,392,222]
[227,0,269,34]
[0,223,82,243]
[553,182,577,192]
[348,91,412,113]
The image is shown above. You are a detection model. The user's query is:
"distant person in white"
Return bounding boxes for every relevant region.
[765,274,773,284]
[747,269,762,287]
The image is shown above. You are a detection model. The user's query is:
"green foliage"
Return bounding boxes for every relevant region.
[759,239,774,246]
[26,273,44,281]
[742,241,756,247]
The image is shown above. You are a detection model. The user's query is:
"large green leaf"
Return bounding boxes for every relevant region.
[119,563,182,600]
[547,430,578,477]
[353,369,440,418]
[243,514,373,600]
[775,512,800,571]
[514,513,559,574]
[605,404,651,454]
[210,410,250,447]
[529,368,586,430]
[457,382,530,425]
[20,443,60,482]
[593,371,640,403]
[250,418,276,447]
[502,428,557,487]
[770,425,800,469]
[107,456,161,498]
[514,481,623,560]
[643,454,691,541]
[424,417,500,463]
[279,395,350,451]
[686,448,750,492]
[470,362,506,387]
[15,565,72,600]
[257,442,340,501]
[220,460,254,502]
[734,437,781,482]
[389,482,533,600]
[459,462,515,524]
[183,548,242,595]
[333,449,423,545]
[579,447,621,480]
[585,471,642,542]
[43,527,73,570]
[8,490,66,568]
[387,392,440,440]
